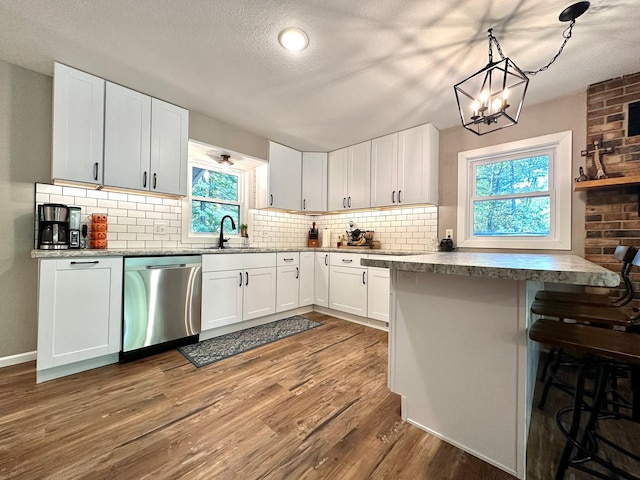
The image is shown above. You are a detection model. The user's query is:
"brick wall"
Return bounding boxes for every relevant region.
[585,72,640,292]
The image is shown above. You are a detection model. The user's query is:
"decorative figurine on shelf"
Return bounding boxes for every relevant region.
[574,166,589,182]
[581,139,613,180]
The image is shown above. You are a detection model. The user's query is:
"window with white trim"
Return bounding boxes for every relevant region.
[182,158,245,242]
[457,131,572,250]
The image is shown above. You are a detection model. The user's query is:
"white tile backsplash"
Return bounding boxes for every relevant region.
[35,183,439,251]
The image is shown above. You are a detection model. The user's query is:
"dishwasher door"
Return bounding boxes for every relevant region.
[123,256,201,354]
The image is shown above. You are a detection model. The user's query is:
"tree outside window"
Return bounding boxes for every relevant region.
[190,166,239,234]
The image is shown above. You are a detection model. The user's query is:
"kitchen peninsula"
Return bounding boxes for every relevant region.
[361,252,619,480]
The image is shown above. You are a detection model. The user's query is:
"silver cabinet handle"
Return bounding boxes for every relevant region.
[93,162,99,181]
[70,260,99,265]
[296,267,299,279]
[343,197,346,208]
[303,199,306,210]
[325,254,328,266]
[342,259,353,263]
[363,271,366,284]
[348,196,351,208]
[270,194,273,206]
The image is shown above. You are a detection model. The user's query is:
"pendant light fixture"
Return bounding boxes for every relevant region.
[454,1,590,136]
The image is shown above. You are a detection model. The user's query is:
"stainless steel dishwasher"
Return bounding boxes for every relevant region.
[122,255,201,361]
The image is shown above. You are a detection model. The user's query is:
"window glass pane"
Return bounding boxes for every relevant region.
[475,155,549,197]
[192,167,238,201]
[473,196,550,236]
[191,201,239,234]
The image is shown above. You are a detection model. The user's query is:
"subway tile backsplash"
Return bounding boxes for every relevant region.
[35,183,438,251]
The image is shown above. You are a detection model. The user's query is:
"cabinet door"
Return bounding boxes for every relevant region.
[397,123,439,205]
[328,148,348,211]
[103,83,151,191]
[370,133,398,207]
[314,252,329,308]
[276,265,299,312]
[268,142,302,210]
[201,270,243,330]
[37,257,122,370]
[329,266,367,317]
[150,98,189,196]
[367,267,390,322]
[347,140,371,209]
[52,63,105,185]
[299,251,315,307]
[302,152,328,212]
[244,267,276,320]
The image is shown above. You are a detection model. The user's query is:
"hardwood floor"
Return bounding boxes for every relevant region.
[0,313,514,480]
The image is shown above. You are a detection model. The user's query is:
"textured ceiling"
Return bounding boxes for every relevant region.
[0,1,639,152]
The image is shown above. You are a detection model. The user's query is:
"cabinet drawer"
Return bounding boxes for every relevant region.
[330,252,367,267]
[277,252,299,266]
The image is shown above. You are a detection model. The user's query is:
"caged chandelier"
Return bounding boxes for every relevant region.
[454,1,590,136]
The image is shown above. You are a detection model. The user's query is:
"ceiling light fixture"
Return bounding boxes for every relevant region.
[454,1,590,136]
[217,154,233,171]
[278,28,309,52]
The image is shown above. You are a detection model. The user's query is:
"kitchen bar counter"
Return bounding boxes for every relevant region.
[362,252,619,479]
[30,247,417,259]
[361,251,619,286]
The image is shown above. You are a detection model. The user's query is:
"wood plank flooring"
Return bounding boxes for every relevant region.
[0,313,514,480]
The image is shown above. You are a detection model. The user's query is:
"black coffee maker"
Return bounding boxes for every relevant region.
[37,203,70,249]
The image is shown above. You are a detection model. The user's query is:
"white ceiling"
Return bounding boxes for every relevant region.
[1,1,639,152]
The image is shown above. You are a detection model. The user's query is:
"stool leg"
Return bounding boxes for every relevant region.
[540,348,563,410]
[540,347,557,382]
[555,362,591,480]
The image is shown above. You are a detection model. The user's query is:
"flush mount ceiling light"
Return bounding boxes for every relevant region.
[278,28,309,52]
[454,1,590,136]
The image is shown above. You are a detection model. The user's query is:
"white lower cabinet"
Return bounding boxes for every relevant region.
[37,257,123,373]
[277,253,300,313]
[201,253,276,330]
[314,252,330,307]
[329,253,368,316]
[299,251,315,307]
[367,267,390,322]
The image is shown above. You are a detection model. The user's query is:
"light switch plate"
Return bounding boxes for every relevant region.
[445,228,454,239]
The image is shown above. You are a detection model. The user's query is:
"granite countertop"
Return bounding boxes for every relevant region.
[30,247,417,259]
[361,252,620,287]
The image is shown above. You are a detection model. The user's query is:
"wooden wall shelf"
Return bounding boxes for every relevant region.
[573,174,640,191]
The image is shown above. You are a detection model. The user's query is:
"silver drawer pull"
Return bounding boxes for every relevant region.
[342,259,353,263]
[284,258,294,262]
[146,264,186,269]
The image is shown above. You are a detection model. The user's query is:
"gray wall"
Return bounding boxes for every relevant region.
[438,91,587,255]
[0,60,52,358]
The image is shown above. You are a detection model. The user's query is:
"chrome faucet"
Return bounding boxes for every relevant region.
[219,215,236,248]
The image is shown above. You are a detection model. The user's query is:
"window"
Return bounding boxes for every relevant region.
[183,159,243,242]
[457,131,572,250]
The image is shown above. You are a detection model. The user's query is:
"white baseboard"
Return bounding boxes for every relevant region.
[312,306,389,332]
[0,351,36,368]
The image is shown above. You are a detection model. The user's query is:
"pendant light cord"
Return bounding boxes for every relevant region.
[488,20,578,76]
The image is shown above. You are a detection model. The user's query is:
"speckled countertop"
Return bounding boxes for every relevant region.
[30,247,416,259]
[361,252,620,287]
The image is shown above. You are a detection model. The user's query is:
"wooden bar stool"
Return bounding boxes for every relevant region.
[529,319,640,479]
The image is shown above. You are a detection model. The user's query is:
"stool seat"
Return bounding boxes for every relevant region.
[531,299,638,328]
[529,318,640,364]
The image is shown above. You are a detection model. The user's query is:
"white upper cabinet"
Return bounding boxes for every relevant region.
[371,123,439,207]
[52,63,105,185]
[370,132,399,207]
[104,88,188,196]
[328,147,348,211]
[328,140,371,211]
[52,64,189,195]
[301,152,327,212]
[257,141,302,210]
[150,98,189,196]
[103,83,151,191]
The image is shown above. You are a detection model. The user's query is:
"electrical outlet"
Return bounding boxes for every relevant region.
[445,228,454,239]
[154,222,167,235]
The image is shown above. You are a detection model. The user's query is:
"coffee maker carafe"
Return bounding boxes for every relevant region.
[38,203,70,250]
